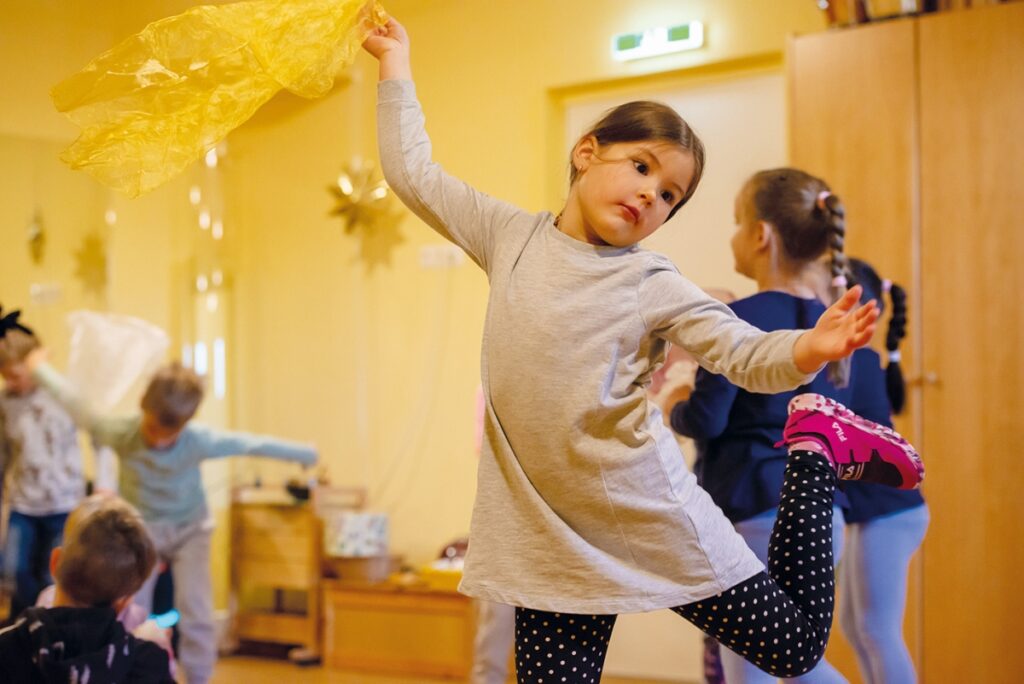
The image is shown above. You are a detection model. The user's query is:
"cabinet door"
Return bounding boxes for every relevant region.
[918,4,1024,682]
[788,20,919,683]
[789,20,918,388]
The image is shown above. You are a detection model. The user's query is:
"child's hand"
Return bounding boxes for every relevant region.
[363,17,411,80]
[793,286,879,373]
[25,347,48,374]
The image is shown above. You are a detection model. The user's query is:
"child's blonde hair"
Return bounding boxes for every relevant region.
[141,362,205,429]
[56,495,156,607]
[0,329,40,367]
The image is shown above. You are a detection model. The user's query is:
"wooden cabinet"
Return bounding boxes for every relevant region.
[321,579,476,678]
[789,4,1024,682]
[229,501,322,657]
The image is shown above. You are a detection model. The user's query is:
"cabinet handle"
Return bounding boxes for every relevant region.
[907,372,940,387]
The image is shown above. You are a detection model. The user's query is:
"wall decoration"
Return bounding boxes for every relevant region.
[27,210,45,265]
[328,158,404,270]
[73,231,108,296]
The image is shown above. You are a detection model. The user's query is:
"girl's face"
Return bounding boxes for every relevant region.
[730,182,761,278]
[572,139,695,247]
[0,361,36,396]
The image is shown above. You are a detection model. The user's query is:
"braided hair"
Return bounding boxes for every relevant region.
[747,168,854,386]
[848,258,908,414]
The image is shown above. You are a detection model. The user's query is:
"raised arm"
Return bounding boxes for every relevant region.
[26,350,101,432]
[364,17,527,271]
[25,350,138,452]
[193,425,317,466]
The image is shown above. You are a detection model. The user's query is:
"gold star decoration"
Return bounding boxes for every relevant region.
[328,158,404,270]
[74,231,108,296]
[27,210,45,264]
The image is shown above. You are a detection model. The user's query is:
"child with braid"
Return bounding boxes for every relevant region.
[838,258,927,684]
[672,169,923,683]
[364,19,922,683]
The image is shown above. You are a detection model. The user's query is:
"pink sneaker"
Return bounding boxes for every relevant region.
[778,393,924,490]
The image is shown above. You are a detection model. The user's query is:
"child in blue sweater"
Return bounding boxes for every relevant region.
[28,356,317,684]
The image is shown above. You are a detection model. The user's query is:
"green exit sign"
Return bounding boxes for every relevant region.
[612,21,704,62]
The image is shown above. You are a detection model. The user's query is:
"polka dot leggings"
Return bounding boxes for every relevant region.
[514,451,837,683]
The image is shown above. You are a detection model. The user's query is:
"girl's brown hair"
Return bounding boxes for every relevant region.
[570,101,706,221]
[746,168,852,386]
[0,329,40,367]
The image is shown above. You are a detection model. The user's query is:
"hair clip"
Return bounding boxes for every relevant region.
[831,274,848,288]
[0,305,34,340]
[888,350,902,363]
[882,279,892,294]
[816,191,832,210]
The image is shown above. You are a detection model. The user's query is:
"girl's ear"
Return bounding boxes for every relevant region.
[755,220,774,252]
[50,546,62,578]
[572,135,599,174]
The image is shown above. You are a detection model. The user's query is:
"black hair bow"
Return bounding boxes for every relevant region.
[0,305,34,340]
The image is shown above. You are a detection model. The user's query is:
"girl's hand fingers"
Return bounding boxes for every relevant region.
[854,300,879,324]
[832,285,862,313]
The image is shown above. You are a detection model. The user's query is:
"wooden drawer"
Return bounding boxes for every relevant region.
[236,611,311,644]
[322,581,475,678]
[236,558,314,590]
[232,505,313,538]
[233,530,315,565]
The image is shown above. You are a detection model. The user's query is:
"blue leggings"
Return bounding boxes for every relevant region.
[839,505,929,684]
[722,506,848,684]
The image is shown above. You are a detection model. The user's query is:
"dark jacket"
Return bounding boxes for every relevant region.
[0,606,173,683]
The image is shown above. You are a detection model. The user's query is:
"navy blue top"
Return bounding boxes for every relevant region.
[840,342,926,523]
[671,291,923,524]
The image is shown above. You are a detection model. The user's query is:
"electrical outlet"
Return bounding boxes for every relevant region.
[29,282,63,305]
[419,244,465,269]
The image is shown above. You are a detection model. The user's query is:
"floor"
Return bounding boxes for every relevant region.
[211,656,684,684]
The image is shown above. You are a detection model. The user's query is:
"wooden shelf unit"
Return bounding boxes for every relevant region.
[229,501,322,656]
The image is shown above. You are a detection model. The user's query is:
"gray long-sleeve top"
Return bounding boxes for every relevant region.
[378,79,817,613]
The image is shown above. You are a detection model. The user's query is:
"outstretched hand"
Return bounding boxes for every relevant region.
[25,346,48,374]
[793,285,880,374]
